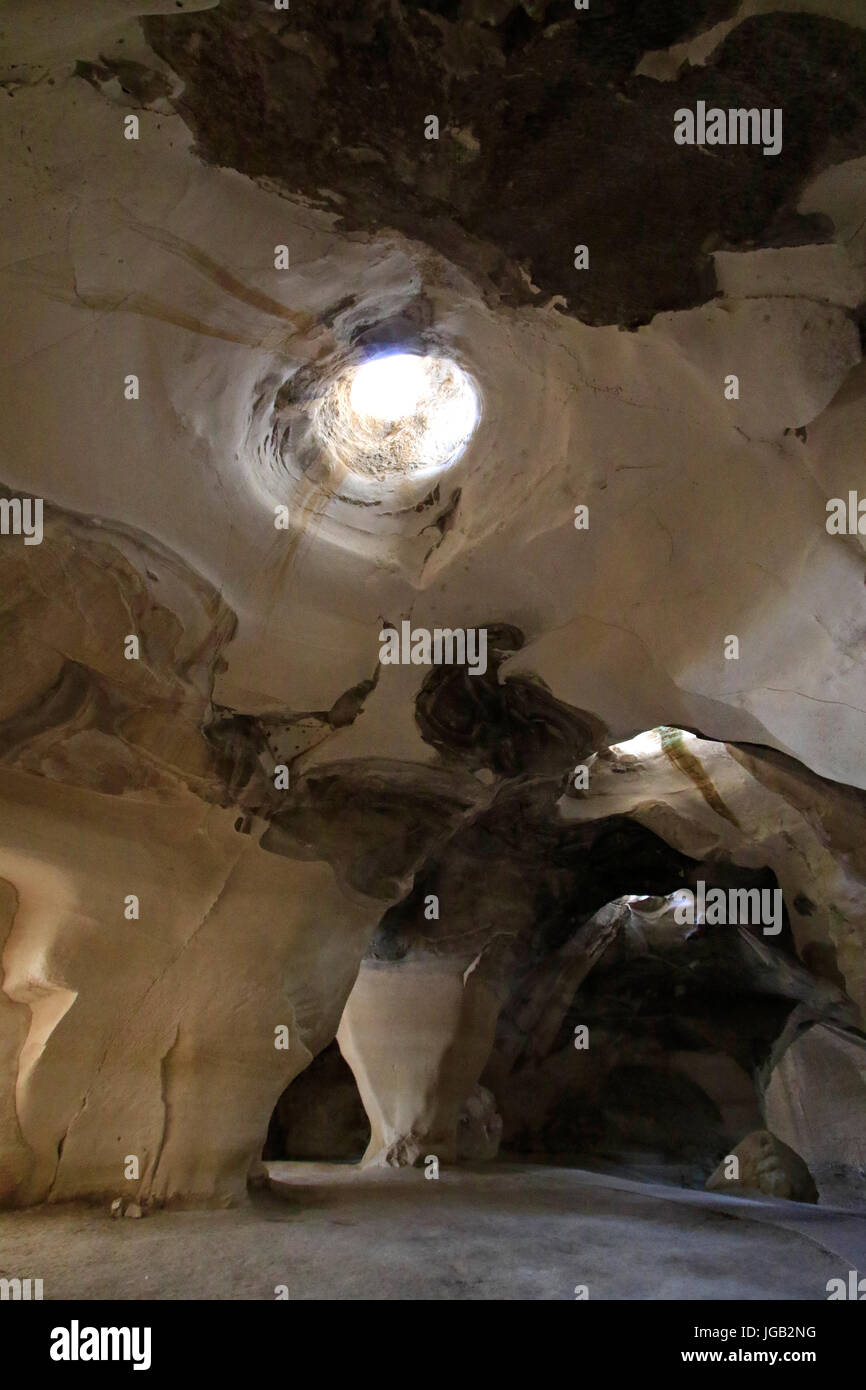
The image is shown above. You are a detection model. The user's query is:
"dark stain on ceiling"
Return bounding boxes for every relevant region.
[143,0,866,327]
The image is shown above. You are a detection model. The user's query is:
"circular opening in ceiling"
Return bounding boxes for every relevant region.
[317,352,480,483]
[349,353,430,422]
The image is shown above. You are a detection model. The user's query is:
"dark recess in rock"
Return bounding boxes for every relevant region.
[264,1040,370,1162]
[414,623,607,773]
[144,3,866,326]
[367,787,702,968]
[261,759,482,898]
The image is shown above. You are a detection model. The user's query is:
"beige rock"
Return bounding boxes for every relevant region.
[764,1023,866,1208]
[0,768,385,1207]
[558,730,866,1023]
[338,963,501,1167]
[706,1130,818,1203]
[0,0,865,1221]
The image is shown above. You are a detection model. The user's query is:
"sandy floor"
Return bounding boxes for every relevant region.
[1,1161,864,1300]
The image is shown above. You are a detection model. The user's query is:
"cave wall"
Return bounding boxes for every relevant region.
[0,0,865,1206]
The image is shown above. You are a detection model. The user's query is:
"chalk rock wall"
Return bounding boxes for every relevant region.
[0,0,865,1204]
[0,770,375,1207]
[338,962,501,1167]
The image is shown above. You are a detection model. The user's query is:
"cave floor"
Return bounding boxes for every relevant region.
[2,1162,864,1301]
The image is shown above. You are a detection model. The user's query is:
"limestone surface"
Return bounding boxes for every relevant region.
[0,0,864,1232]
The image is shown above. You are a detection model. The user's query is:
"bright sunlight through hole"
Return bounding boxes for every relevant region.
[339,353,480,478]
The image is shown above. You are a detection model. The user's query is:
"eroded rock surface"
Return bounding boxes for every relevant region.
[144,1,866,327]
[706,1128,818,1202]
[763,1020,866,1207]
[0,0,865,1212]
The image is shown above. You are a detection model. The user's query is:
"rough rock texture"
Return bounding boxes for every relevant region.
[706,1128,818,1202]
[482,889,856,1174]
[451,734,864,1188]
[143,0,866,327]
[458,1083,503,1162]
[0,767,383,1207]
[0,0,865,1211]
[326,729,866,1179]
[763,1020,866,1208]
[560,731,866,1018]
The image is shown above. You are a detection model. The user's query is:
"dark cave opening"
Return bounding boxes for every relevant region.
[263,1040,370,1165]
[259,707,862,1205]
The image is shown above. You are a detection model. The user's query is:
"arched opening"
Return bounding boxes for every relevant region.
[263,1039,369,1165]
[260,726,852,1203]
